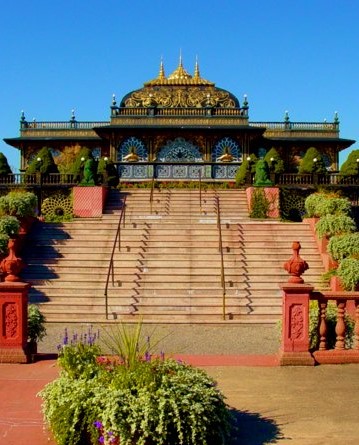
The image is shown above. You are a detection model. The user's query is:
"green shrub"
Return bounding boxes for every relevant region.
[0,233,9,255]
[340,149,359,176]
[264,147,285,174]
[298,147,327,174]
[327,233,359,262]
[0,215,20,237]
[26,147,59,175]
[249,188,269,219]
[315,214,356,238]
[304,192,326,217]
[315,196,351,217]
[28,304,47,343]
[0,191,38,218]
[337,257,359,291]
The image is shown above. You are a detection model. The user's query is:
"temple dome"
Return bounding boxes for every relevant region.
[120,58,240,108]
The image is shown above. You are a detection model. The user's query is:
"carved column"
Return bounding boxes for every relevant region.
[0,282,30,363]
[279,283,315,365]
[280,241,315,365]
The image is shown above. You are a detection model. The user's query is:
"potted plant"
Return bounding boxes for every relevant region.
[27,304,46,359]
[39,323,233,445]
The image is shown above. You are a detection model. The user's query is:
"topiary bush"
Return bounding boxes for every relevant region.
[26,147,59,175]
[97,157,119,187]
[0,152,12,176]
[235,154,257,186]
[340,148,359,176]
[264,147,285,174]
[72,147,94,182]
[327,233,359,262]
[298,147,327,174]
[337,257,359,291]
[315,214,356,238]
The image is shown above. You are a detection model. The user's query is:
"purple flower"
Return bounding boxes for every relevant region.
[93,420,103,429]
[98,436,104,444]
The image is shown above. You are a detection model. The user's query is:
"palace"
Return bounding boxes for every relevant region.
[4,57,355,180]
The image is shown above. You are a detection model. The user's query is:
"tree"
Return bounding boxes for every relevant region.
[298,147,327,174]
[264,147,284,174]
[26,147,58,175]
[340,149,359,176]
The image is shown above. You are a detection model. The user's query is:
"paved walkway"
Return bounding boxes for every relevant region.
[1,355,359,445]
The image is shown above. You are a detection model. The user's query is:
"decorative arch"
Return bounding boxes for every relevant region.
[117,137,148,161]
[157,138,202,162]
[212,137,241,161]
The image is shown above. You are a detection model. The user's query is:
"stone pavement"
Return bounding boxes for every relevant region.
[1,355,359,445]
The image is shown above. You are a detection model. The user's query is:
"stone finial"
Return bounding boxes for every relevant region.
[283,241,309,284]
[0,239,24,282]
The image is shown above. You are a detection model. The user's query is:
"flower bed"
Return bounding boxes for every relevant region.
[39,325,233,445]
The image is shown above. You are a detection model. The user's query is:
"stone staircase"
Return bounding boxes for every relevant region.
[21,188,325,324]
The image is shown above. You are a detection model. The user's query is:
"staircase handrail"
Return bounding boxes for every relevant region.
[104,195,127,320]
[215,195,226,320]
[150,176,155,213]
[199,168,202,213]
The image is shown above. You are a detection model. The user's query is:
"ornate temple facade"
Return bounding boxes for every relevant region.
[4,58,355,180]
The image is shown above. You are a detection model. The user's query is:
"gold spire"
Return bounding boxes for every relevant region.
[158,57,166,80]
[144,55,214,86]
[168,52,192,81]
[194,56,200,79]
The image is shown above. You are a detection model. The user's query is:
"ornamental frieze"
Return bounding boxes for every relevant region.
[21,130,100,138]
[124,86,236,108]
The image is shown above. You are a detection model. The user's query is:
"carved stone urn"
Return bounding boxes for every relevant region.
[283,241,309,284]
[0,238,24,282]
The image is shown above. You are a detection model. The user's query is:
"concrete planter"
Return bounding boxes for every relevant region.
[73,186,108,218]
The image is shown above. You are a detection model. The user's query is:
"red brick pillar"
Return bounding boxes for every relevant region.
[279,283,315,366]
[0,282,30,363]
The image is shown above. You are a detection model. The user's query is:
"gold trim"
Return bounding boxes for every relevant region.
[111,117,248,127]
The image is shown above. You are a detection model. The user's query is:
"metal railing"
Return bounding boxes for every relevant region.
[149,176,155,213]
[199,169,202,212]
[104,195,127,319]
[215,195,226,320]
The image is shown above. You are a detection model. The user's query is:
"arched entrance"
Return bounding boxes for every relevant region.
[155,138,204,179]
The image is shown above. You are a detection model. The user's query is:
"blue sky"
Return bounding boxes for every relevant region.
[1,0,358,171]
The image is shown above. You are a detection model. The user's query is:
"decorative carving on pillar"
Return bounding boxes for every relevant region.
[4,303,18,338]
[289,304,304,340]
[283,241,309,283]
